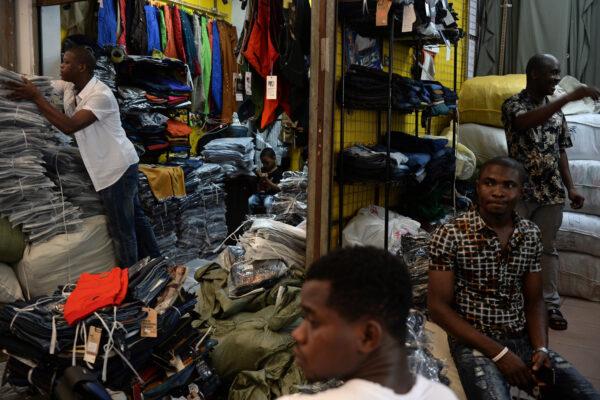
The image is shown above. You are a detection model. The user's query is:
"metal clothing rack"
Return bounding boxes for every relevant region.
[152,0,227,19]
[337,11,460,251]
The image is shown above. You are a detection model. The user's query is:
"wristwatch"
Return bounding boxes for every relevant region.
[535,346,549,355]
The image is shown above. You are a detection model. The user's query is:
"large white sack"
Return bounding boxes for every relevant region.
[557,212,600,257]
[565,114,600,161]
[551,76,597,116]
[565,160,600,216]
[457,123,508,165]
[342,205,421,249]
[558,251,600,302]
[0,262,23,303]
[16,215,117,299]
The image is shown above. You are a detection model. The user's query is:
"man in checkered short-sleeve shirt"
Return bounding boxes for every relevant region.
[428,157,599,400]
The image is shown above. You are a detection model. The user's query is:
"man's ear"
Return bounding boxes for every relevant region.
[357,319,383,354]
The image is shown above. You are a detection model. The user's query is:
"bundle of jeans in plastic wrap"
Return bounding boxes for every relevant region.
[0,256,221,399]
[337,65,429,112]
[272,170,308,226]
[338,0,406,38]
[340,145,413,183]
[201,137,255,178]
[0,130,83,243]
[94,55,117,93]
[390,229,430,308]
[42,144,104,218]
[406,310,450,385]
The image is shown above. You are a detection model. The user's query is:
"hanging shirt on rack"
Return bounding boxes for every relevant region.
[192,14,205,113]
[242,0,279,79]
[180,10,200,76]
[117,0,127,49]
[145,5,161,54]
[158,7,167,53]
[218,21,239,123]
[126,0,147,55]
[201,16,212,115]
[211,20,223,114]
[163,5,178,58]
[98,0,117,47]
[172,6,187,64]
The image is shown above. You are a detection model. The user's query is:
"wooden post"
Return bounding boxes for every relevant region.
[306,0,336,266]
[0,0,16,70]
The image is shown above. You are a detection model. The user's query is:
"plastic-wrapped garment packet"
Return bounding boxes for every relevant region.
[405,310,449,384]
[390,230,430,307]
[227,259,289,297]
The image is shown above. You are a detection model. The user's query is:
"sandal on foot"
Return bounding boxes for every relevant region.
[548,309,568,331]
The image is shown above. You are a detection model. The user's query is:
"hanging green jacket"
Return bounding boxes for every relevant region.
[158,8,167,52]
[200,16,212,115]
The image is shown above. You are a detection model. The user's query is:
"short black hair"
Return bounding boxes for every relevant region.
[260,147,276,159]
[525,54,558,78]
[306,246,412,343]
[479,156,527,185]
[65,46,97,75]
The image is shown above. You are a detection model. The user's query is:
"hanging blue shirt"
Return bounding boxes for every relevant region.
[144,5,161,54]
[97,0,117,47]
[211,20,223,113]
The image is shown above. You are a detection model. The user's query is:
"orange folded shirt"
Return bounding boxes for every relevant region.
[64,267,128,326]
[166,119,192,137]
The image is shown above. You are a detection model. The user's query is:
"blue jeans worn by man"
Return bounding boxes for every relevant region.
[450,335,600,400]
[99,164,161,267]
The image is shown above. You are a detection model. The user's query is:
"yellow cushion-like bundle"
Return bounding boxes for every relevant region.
[459,75,526,127]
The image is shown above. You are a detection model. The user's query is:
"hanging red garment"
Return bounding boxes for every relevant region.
[162,5,178,58]
[117,0,127,49]
[63,268,129,326]
[242,0,279,79]
[172,6,187,63]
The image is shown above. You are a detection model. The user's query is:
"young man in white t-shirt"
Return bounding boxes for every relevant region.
[278,246,457,400]
[8,46,160,267]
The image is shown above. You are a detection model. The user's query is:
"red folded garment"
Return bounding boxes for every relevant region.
[64,268,128,325]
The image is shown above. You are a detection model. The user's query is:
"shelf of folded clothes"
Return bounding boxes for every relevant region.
[337,66,458,115]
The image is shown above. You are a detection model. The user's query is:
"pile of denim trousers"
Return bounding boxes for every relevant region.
[0,256,221,398]
[0,68,89,243]
[337,65,430,112]
[272,170,308,225]
[201,137,255,178]
[340,144,413,182]
[138,161,229,264]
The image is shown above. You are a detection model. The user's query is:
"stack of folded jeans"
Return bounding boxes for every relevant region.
[175,164,227,263]
[0,256,221,398]
[272,171,309,224]
[41,144,104,218]
[340,145,401,182]
[337,65,429,112]
[202,137,255,178]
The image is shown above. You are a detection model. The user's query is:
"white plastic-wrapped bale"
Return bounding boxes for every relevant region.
[565,160,600,216]
[0,263,23,303]
[558,251,600,302]
[457,123,508,165]
[557,212,600,257]
[565,114,600,161]
[15,215,116,299]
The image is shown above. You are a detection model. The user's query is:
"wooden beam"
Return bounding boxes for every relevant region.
[0,0,16,70]
[306,0,336,266]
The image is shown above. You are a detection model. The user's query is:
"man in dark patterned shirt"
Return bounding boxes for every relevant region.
[501,54,600,330]
[428,157,599,400]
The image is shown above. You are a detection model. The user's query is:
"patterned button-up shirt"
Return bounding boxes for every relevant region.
[502,90,572,205]
[429,209,543,337]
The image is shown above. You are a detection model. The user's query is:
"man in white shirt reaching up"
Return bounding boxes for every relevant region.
[278,246,457,400]
[8,46,160,267]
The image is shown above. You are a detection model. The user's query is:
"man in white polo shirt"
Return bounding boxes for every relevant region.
[9,46,160,267]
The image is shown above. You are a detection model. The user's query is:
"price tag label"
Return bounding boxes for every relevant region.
[141,307,158,338]
[84,326,102,364]
[402,4,417,32]
[245,71,252,95]
[266,75,277,100]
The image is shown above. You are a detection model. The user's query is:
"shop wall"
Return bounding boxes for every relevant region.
[187,0,232,22]
[329,0,469,247]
